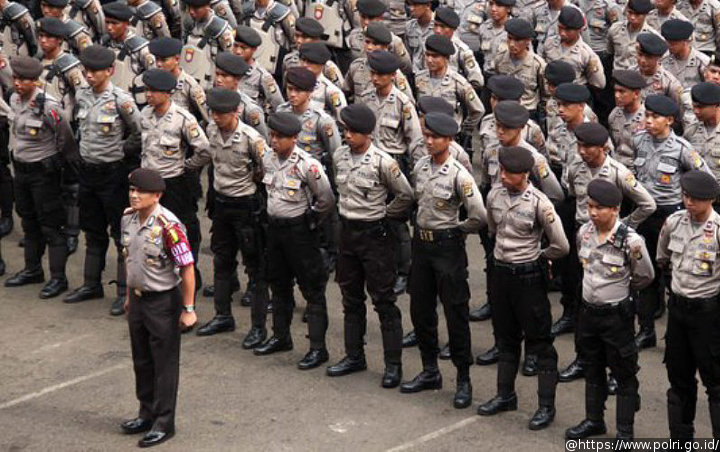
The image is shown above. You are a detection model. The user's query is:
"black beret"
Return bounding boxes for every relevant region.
[148,37,183,57]
[494,0,516,6]
[637,32,668,56]
[574,122,609,146]
[142,68,176,92]
[661,19,694,41]
[38,17,68,37]
[356,0,387,17]
[494,100,529,129]
[505,18,535,39]
[129,168,165,192]
[102,1,133,21]
[425,34,454,56]
[285,66,316,91]
[365,22,392,45]
[612,69,647,90]
[268,112,302,136]
[295,17,325,38]
[627,0,653,13]
[424,112,458,137]
[587,179,622,207]
[545,60,576,85]
[215,51,250,76]
[368,50,399,74]
[184,0,211,6]
[42,0,68,6]
[487,75,524,100]
[206,87,240,113]
[645,94,679,116]
[79,44,115,70]
[435,7,460,29]
[417,96,454,116]
[299,42,331,64]
[499,146,534,173]
[691,82,720,105]
[340,104,376,134]
[681,170,720,200]
[555,83,590,103]
[11,56,42,79]
[558,6,584,29]
[235,25,262,47]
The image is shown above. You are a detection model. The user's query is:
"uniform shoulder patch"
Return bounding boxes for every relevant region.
[689,150,703,168]
[323,122,334,137]
[402,104,412,121]
[248,110,260,126]
[625,172,637,187]
[308,163,321,179]
[150,13,164,29]
[188,123,200,138]
[330,91,341,107]
[390,161,401,178]
[121,100,135,114]
[543,205,556,223]
[462,179,474,197]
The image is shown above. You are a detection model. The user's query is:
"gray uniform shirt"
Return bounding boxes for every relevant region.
[683,119,720,185]
[342,56,414,103]
[677,0,720,52]
[607,20,660,71]
[276,102,341,161]
[661,48,710,89]
[608,104,645,171]
[404,18,434,72]
[240,61,284,113]
[542,35,606,89]
[489,49,547,111]
[10,90,75,163]
[346,28,412,75]
[172,70,209,124]
[414,67,485,133]
[310,73,347,122]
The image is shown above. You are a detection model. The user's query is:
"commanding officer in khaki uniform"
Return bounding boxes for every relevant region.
[607,0,658,72]
[4,56,78,299]
[281,18,344,89]
[253,113,335,370]
[325,104,414,388]
[477,146,568,430]
[678,0,720,55]
[686,83,720,188]
[608,70,648,172]
[300,42,347,122]
[564,180,654,441]
[233,25,285,113]
[646,0,689,31]
[399,112,486,410]
[40,0,92,55]
[430,7,484,92]
[63,46,142,316]
[404,0,434,73]
[120,168,196,448]
[661,20,710,88]
[657,171,720,440]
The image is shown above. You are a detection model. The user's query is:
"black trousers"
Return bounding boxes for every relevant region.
[161,173,201,287]
[128,287,181,432]
[409,235,472,370]
[336,219,402,364]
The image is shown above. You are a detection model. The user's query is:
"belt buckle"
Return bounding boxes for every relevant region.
[420,229,434,242]
[133,288,142,297]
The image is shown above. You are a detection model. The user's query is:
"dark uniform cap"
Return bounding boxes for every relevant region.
[487,75,524,100]
[574,122,609,146]
[681,170,720,200]
[299,42,331,64]
[555,83,590,103]
[11,56,43,79]
[148,37,183,57]
[365,22,392,45]
[424,112,458,137]
[545,60,576,85]
[340,104,376,134]
[357,0,387,16]
[645,94,679,116]
[142,68,176,91]
[661,19,694,41]
[505,18,535,39]
[129,168,166,192]
[79,44,116,70]
[295,17,325,38]
[42,0,69,6]
[494,100,529,129]
[285,66,317,91]
[494,0,516,6]
[38,17,68,37]
[268,112,302,136]
[103,1,134,21]
[637,32,668,56]
[235,25,262,46]
[417,96,454,116]
[368,50,400,74]
[692,82,720,105]
[627,0,653,13]
[558,6,584,29]
[499,146,534,173]
[612,69,647,89]
[587,179,622,207]
[425,34,454,56]
[206,87,240,113]
[184,0,211,6]
[216,51,250,76]
[434,7,460,29]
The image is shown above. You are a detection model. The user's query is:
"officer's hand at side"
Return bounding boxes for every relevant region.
[179,311,197,330]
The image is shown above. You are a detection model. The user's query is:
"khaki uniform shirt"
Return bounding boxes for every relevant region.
[404,18,434,72]
[542,35,606,89]
[240,61,284,113]
[172,70,209,124]
[347,28,412,75]
[276,102,341,161]
[575,0,621,53]
[236,91,268,139]
[607,21,660,71]
[677,0,720,52]
[684,119,720,185]
[414,68,485,133]
[10,90,75,163]
[458,2,487,52]
[310,73,347,122]
[661,49,710,89]
[489,49,547,111]
[342,57,414,103]
[608,104,645,171]
[476,20,508,73]
[476,113,547,161]
[450,35,484,89]
[646,7,689,33]
[283,51,344,88]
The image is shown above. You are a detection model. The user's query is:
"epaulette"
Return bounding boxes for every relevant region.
[157,213,171,227]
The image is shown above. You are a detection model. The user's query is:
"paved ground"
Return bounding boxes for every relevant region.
[0,191,711,452]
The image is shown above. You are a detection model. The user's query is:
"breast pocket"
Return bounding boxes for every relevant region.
[25,119,43,139]
[381,116,400,130]
[602,253,625,279]
[97,114,119,136]
[432,185,454,210]
[691,252,715,277]
[158,135,182,159]
[142,240,166,268]
[281,178,303,202]
[655,161,677,186]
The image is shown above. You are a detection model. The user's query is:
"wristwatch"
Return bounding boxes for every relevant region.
[183,305,195,313]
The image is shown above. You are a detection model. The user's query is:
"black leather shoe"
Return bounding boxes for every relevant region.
[240,288,254,307]
[559,358,585,382]
[565,419,607,439]
[0,259,5,277]
[241,327,267,349]
[5,268,44,287]
[39,278,68,299]
[634,328,656,350]
[393,275,407,295]
[454,381,473,409]
[475,346,499,365]
[529,406,556,430]
[110,296,125,316]
[121,417,153,434]
[400,370,442,393]
[254,336,293,355]
[0,216,13,238]
[522,354,538,377]
[381,364,402,388]
[469,303,491,321]
[402,330,418,348]
[66,236,79,255]
[477,393,518,415]
[298,348,329,370]
[607,376,618,396]
[64,284,104,303]
[551,315,574,336]
[196,315,235,336]
[138,430,174,448]
[326,355,367,376]
[202,285,215,298]
[439,343,451,360]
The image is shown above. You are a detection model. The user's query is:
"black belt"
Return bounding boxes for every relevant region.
[12,155,60,173]
[674,294,719,306]
[131,287,175,298]
[267,215,306,227]
[214,192,257,207]
[340,216,385,230]
[414,227,462,243]
[493,259,542,276]
[80,159,124,172]
[582,298,631,316]
[655,204,683,218]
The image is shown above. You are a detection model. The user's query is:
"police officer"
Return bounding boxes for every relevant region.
[564,179,653,440]
[0,0,38,57]
[543,60,598,139]
[431,6,484,92]
[64,45,142,316]
[120,168,196,448]
[127,0,171,40]
[299,42,347,122]
[240,0,296,76]
[325,104,413,387]
[633,33,686,111]
[608,70,648,172]
[4,56,78,299]
[253,113,336,371]
[475,0,513,78]
[233,25,285,113]
[607,0,657,72]
[661,20,710,88]
[68,0,105,42]
[416,96,473,172]
[39,0,92,54]
[298,0,353,71]
[404,0,434,72]
[399,112,486,410]
[677,0,720,55]
[686,83,720,193]
[477,146,568,430]
[526,0,566,56]
[282,17,344,89]
[646,0,689,31]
